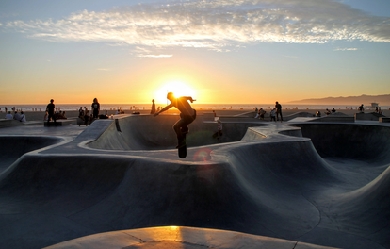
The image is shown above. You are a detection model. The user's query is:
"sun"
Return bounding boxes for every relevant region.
[153,80,197,104]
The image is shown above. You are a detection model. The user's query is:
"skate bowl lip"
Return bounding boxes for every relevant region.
[76,114,390,154]
[81,114,272,152]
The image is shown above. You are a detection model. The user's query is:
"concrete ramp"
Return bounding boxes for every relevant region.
[88,115,264,150]
[0,119,389,249]
[296,124,390,162]
[0,135,65,174]
[0,141,343,248]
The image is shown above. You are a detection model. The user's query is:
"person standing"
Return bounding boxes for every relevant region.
[275,101,283,122]
[91,98,100,119]
[84,107,90,125]
[270,108,276,122]
[150,99,156,114]
[46,99,56,124]
[212,120,223,140]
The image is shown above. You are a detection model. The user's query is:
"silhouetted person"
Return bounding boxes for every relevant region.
[91,98,100,119]
[46,99,56,124]
[154,92,196,148]
[358,104,364,113]
[150,99,156,114]
[212,120,222,140]
[275,101,283,122]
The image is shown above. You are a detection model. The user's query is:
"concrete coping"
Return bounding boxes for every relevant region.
[0,119,24,127]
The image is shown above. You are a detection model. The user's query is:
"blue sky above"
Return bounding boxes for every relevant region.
[0,0,389,105]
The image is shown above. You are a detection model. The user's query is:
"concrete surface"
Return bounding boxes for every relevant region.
[44,226,338,249]
[354,112,386,121]
[0,113,389,249]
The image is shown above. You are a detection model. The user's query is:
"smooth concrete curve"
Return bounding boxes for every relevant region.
[0,113,389,249]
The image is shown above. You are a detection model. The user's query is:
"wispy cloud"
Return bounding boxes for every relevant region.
[137,54,173,58]
[3,0,390,54]
[334,47,359,51]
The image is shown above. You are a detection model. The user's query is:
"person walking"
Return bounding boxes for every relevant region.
[275,101,283,122]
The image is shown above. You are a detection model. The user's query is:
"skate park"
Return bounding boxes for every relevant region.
[0,112,389,249]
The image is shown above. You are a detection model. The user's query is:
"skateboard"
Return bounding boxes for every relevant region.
[178,131,187,158]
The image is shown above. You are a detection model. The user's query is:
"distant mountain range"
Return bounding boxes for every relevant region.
[288,94,390,106]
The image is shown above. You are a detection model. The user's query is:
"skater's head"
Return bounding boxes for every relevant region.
[167,92,175,101]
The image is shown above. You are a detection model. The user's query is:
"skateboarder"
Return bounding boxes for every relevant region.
[154,92,196,148]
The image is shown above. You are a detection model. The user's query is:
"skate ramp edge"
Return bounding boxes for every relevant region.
[43,226,339,249]
[87,114,266,150]
[294,123,390,161]
[0,135,67,174]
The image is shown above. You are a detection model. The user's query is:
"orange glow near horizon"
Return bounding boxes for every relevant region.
[153,80,198,105]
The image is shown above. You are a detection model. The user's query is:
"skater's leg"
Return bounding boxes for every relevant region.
[173,119,186,140]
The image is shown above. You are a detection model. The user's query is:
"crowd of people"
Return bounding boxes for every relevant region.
[254,101,283,122]
[43,98,103,125]
[4,110,26,122]
[76,98,105,126]
[3,99,387,125]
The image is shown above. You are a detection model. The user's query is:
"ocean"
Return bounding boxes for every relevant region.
[1,103,382,112]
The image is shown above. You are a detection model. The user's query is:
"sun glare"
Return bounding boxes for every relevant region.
[153,80,197,104]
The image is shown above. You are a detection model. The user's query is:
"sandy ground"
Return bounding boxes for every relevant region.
[3,107,388,122]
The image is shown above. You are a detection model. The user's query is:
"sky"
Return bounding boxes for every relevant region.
[0,0,389,105]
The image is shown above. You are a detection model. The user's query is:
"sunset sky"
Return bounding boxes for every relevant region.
[1,0,389,105]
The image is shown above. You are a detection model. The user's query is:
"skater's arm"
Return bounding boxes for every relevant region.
[184,96,196,103]
[154,104,172,116]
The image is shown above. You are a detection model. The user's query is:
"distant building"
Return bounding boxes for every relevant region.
[371,103,379,108]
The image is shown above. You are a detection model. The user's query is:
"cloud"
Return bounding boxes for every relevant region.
[137,54,172,58]
[334,47,359,51]
[3,0,390,53]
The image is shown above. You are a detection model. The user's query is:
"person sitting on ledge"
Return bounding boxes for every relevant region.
[78,107,85,121]
[55,111,67,120]
[13,111,21,121]
[5,111,13,120]
[20,111,26,122]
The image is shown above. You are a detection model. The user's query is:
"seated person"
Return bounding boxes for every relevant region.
[55,111,67,120]
[258,108,266,120]
[5,111,13,120]
[13,111,21,121]
[20,111,26,122]
[78,107,85,121]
